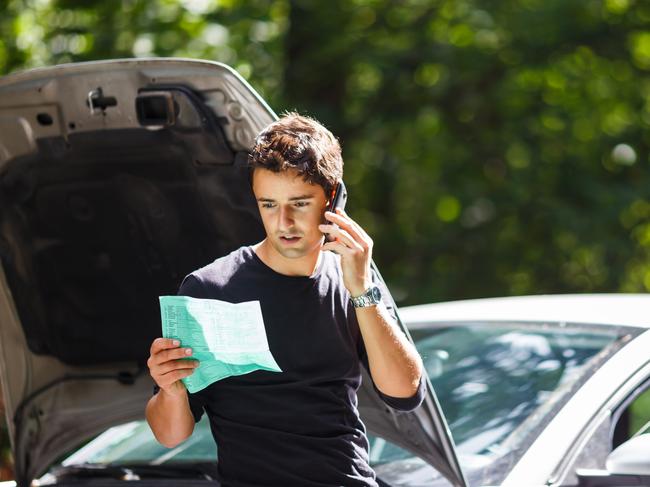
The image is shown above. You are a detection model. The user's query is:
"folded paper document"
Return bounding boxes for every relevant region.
[159,295,282,393]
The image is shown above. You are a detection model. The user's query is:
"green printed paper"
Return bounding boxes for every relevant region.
[159,295,282,393]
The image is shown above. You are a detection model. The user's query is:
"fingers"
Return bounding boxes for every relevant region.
[157,358,200,376]
[319,224,363,251]
[156,367,197,388]
[323,211,362,241]
[322,240,353,255]
[148,353,199,386]
[150,337,180,355]
[150,345,194,367]
[324,210,373,249]
[147,337,200,389]
[337,208,370,237]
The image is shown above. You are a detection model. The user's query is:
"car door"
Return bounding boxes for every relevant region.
[547,339,650,486]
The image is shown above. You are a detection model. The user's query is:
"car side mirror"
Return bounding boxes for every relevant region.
[576,434,650,486]
[606,433,650,476]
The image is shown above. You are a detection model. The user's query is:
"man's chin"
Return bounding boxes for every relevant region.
[273,246,307,259]
[270,239,317,259]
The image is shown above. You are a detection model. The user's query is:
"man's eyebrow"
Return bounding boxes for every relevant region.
[256,195,315,202]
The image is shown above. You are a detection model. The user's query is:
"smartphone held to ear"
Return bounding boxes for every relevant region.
[324,180,348,243]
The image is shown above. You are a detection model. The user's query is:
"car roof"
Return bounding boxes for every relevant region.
[399,293,650,329]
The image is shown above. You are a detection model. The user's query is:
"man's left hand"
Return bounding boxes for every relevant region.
[320,208,373,297]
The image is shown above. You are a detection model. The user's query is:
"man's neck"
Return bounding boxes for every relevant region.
[253,239,322,277]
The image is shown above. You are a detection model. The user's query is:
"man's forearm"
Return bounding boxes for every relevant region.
[356,303,423,398]
[145,389,195,448]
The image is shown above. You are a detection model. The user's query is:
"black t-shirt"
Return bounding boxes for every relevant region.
[172,246,425,487]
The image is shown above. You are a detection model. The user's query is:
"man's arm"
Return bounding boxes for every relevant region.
[145,337,199,447]
[354,302,422,397]
[321,209,423,399]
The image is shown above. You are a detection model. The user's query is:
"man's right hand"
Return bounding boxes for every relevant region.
[147,338,199,397]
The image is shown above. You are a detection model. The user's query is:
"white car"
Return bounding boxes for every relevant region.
[4,294,650,486]
[0,59,648,487]
[389,294,650,486]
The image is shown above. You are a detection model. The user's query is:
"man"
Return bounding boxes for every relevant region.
[145,113,425,487]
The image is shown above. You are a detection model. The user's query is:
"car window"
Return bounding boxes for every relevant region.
[61,417,216,465]
[412,323,619,455]
[627,386,650,436]
[611,379,650,448]
[369,322,628,487]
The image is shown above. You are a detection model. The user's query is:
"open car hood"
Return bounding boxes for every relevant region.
[0,58,466,487]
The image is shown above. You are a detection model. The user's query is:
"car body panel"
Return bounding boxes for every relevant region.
[400,294,650,329]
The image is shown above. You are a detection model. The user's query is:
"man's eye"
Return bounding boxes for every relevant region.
[294,201,309,208]
[261,203,276,209]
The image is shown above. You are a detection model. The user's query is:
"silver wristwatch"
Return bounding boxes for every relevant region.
[351,285,382,308]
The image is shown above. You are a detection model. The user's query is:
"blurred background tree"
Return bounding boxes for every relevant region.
[2,0,650,304]
[2,0,650,478]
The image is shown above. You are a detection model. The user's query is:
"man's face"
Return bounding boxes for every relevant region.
[252,168,329,259]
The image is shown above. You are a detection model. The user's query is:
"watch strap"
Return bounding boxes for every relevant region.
[351,285,381,308]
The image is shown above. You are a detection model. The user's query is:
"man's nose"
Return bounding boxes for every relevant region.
[278,205,294,229]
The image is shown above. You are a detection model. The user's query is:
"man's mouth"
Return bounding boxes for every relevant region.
[279,235,301,244]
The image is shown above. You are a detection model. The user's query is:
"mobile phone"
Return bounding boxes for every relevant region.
[324,180,347,243]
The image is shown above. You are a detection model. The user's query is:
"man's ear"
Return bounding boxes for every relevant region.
[325,187,336,209]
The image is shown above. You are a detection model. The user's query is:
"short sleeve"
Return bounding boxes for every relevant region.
[151,273,208,423]
[186,389,207,422]
[177,273,207,299]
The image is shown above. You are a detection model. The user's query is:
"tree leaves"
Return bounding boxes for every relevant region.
[2,0,650,302]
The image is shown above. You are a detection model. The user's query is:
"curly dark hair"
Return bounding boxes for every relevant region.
[248,112,343,196]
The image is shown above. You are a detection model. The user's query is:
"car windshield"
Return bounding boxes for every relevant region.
[50,321,628,487]
[373,321,628,487]
[59,418,216,465]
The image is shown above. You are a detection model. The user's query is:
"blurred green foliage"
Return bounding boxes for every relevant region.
[1,0,650,304]
[1,0,650,478]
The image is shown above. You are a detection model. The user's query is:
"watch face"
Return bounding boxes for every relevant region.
[371,286,381,302]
